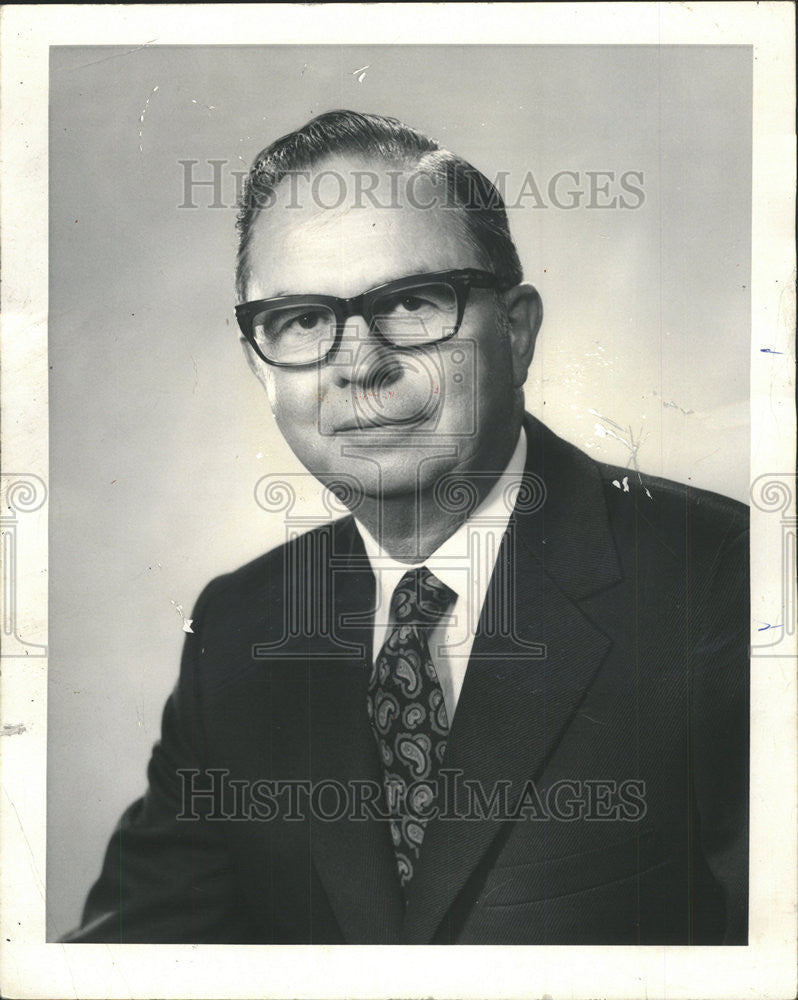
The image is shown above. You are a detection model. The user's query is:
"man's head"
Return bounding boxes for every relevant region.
[235,110,542,503]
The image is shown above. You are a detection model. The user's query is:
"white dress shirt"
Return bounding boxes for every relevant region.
[355,428,527,723]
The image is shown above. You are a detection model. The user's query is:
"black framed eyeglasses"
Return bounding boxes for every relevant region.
[235,268,509,368]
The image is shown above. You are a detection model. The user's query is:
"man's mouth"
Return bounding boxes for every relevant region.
[333,414,424,432]
[326,377,440,433]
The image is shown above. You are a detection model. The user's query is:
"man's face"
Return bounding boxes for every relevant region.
[242,158,537,500]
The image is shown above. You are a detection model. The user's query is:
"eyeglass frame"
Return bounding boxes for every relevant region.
[234,267,511,368]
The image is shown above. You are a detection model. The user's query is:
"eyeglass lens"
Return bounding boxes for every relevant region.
[251,280,459,365]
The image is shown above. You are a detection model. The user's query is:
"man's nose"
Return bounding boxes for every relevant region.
[328,316,403,390]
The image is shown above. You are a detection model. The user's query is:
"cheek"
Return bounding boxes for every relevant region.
[476,331,514,394]
[439,334,513,419]
[269,373,319,432]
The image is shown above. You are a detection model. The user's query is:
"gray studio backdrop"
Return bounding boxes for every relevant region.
[47,44,751,937]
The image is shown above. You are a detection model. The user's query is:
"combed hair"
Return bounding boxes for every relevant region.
[235,109,523,300]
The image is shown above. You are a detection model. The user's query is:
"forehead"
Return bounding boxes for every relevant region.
[243,156,481,300]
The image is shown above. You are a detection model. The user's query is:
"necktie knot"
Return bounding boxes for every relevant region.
[390,567,456,627]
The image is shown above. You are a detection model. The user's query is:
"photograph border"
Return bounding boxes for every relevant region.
[1,4,795,999]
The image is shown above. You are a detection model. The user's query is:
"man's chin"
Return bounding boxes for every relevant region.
[314,462,448,509]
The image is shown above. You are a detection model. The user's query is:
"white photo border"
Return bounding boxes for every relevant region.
[1,3,795,999]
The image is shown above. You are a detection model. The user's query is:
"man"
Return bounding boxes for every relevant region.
[65,110,749,945]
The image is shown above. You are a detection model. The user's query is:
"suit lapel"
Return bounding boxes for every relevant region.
[304,519,406,943]
[402,416,624,942]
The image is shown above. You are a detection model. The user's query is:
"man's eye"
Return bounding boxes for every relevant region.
[296,311,323,330]
[382,293,435,315]
[278,310,326,335]
[398,296,425,312]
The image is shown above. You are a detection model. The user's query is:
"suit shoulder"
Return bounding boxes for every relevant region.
[194,517,356,618]
[592,457,749,542]
[183,518,361,694]
[525,412,747,540]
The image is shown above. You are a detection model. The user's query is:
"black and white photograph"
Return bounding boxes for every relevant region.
[0,4,795,999]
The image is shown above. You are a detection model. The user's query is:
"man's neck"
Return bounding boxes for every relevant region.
[354,493,467,564]
[353,426,525,563]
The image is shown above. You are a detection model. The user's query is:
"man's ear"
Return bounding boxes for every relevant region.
[503,283,543,388]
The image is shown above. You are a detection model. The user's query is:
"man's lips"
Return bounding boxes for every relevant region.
[332,415,423,432]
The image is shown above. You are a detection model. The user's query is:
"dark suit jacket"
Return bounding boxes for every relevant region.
[66,414,749,944]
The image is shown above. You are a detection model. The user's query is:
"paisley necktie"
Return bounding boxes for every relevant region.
[366,566,456,889]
